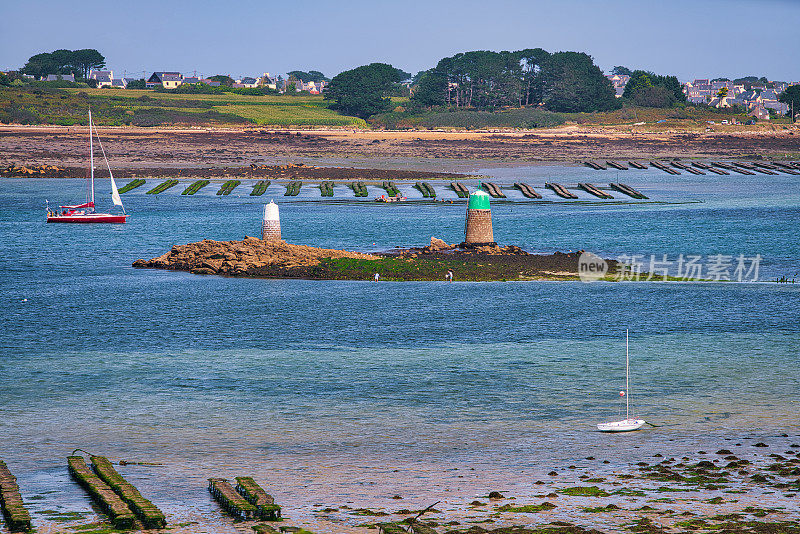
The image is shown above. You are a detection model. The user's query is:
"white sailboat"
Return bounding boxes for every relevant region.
[597,329,645,432]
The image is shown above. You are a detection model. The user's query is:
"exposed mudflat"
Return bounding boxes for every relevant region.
[2,125,799,173]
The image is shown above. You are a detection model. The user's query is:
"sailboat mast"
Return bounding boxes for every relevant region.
[88,110,95,206]
[626,329,630,420]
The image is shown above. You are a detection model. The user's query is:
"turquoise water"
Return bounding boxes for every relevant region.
[0,168,798,530]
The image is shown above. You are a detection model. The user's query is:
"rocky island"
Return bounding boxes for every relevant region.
[133,237,618,281]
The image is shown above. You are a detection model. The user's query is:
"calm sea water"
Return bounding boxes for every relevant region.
[1,166,798,530]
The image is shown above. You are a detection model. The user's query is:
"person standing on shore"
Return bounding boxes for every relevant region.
[374,272,379,282]
[446,269,453,281]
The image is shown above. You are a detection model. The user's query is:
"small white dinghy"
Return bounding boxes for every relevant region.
[598,330,645,432]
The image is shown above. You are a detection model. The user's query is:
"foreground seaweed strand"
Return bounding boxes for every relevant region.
[67,456,136,529]
[0,460,32,532]
[90,456,166,529]
[133,237,623,281]
[235,477,281,520]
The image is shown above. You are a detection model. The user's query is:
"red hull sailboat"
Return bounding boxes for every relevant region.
[47,110,128,223]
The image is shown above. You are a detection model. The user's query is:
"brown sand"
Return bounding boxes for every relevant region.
[1,124,799,171]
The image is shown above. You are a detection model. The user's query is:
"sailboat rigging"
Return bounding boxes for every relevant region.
[46,110,128,223]
[597,330,645,432]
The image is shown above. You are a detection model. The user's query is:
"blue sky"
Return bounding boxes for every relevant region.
[2,0,799,81]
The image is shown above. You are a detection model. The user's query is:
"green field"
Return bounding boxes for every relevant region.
[372,107,566,129]
[370,103,782,131]
[0,86,366,127]
[71,88,366,126]
[1,85,783,131]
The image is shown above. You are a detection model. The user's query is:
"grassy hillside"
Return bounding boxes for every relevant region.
[371,103,786,131]
[372,107,566,129]
[2,85,786,131]
[0,86,366,127]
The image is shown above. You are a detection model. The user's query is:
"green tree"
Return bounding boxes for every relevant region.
[209,75,234,86]
[516,48,550,106]
[540,52,619,112]
[71,49,106,79]
[779,85,800,120]
[324,63,407,118]
[21,52,58,79]
[126,79,146,89]
[634,86,677,107]
[411,49,540,110]
[623,70,685,107]
[288,70,330,82]
[20,48,104,79]
[411,68,447,107]
[50,49,74,74]
[612,66,633,76]
[411,70,427,84]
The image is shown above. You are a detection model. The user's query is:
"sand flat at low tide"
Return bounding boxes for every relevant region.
[2,124,799,168]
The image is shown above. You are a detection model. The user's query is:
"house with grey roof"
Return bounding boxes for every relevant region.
[236,77,258,88]
[146,72,183,89]
[90,70,114,88]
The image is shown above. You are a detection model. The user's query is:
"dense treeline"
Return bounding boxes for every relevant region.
[21,49,105,80]
[622,70,686,108]
[412,49,619,113]
[324,63,409,118]
[288,70,329,82]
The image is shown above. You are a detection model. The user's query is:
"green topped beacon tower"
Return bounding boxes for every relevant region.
[464,186,495,246]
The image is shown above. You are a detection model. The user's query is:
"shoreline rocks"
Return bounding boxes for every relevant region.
[133,237,609,281]
[133,237,377,277]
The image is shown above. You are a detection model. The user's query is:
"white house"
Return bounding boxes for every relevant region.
[146,72,183,89]
[90,70,114,88]
[234,77,258,89]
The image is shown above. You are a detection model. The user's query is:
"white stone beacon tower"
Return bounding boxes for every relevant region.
[464,186,495,245]
[261,200,281,241]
